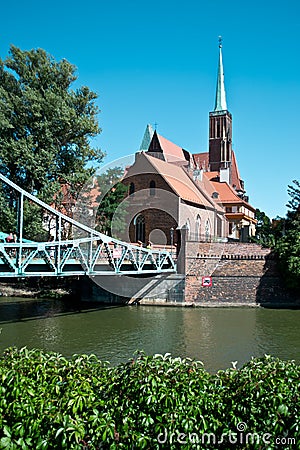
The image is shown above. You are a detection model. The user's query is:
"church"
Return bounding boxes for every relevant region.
[122,42,256,247]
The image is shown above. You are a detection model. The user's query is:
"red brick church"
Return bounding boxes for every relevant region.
[122,41,256,247]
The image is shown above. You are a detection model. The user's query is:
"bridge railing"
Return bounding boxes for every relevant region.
[0,173,176,277]
[0,237,176,277]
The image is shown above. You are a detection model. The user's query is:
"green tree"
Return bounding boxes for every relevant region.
[95,167,128,236]
[250,208,280,248]
[0,45,104,239]
[287,179,300,211]
[276,180,300,290]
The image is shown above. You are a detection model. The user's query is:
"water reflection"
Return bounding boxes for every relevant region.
[0,298,299,372]
[255,309,299,358]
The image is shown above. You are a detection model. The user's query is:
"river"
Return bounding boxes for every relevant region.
[0,297,299,372]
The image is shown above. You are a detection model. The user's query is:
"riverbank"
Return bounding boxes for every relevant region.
[0,270,300,309]
[1,275,300,309]
[0,277,79,300]
[137,298,300,308]
[137,298,259,307]
[0,283,70,299]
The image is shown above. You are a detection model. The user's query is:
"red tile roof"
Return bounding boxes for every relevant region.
[130,152,218,209]
[210,180,255,212]
[193,152,209,170]
[203,171,219,181]
[157,134,185,162]
[194,150,244,192]
[192,172,224,210]
[210,181,242,203]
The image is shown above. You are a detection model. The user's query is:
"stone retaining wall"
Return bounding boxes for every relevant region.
[184,242,300,307]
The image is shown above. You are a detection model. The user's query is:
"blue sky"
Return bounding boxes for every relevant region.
[1,0,300,218]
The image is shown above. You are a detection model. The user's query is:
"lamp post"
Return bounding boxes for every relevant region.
[170,227,174,257]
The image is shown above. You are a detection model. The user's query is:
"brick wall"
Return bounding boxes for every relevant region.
[184,242,300,307]
[128,208,177,245]
[123,173,179,245]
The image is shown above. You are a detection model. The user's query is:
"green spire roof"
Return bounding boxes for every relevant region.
[214,39,227,112]
[139,124,154,151]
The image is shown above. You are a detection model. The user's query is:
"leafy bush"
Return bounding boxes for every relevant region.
[0,348,299,449]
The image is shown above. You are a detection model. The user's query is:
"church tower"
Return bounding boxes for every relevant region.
[209,38,232,176]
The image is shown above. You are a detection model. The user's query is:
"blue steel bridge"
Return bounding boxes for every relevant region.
[0,174,176,278]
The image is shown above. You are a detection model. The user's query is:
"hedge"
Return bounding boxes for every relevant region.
[0,347,299,449]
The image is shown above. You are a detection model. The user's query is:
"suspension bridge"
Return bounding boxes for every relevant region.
[0,174,176,278]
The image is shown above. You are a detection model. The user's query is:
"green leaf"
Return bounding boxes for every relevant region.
[277,404,289,416]
[3,425,11,438]
[55,427,65,438]
[0,437,11,448]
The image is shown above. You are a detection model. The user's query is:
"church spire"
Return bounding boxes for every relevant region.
[214,36,227,112]
[209,37,232,173]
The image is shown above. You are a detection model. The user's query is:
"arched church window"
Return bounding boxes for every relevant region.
[196,215,201,241]
[149,180,156,196]
[129,182,135,196]
[205,220,211,242]
[134,214,145,243]
[185,219,190,240]
[217,214,222,237]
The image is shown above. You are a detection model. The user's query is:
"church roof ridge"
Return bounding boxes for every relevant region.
[156,132,186,162]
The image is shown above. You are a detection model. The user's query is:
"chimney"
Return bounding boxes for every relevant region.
[220,166,230,184]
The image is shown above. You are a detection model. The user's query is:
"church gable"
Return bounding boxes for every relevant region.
[147,131,189,165]
[123,152,177,199]
[147,131,164,159]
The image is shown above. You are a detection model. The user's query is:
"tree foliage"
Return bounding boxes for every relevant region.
[251,209,275,247]
[0,45,104,239]
[287,179,300,212]
[250,209,284,248]
[275,180,300,290]
[95,167,128,236]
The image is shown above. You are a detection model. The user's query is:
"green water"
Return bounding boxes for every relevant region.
[0,297,299,372]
